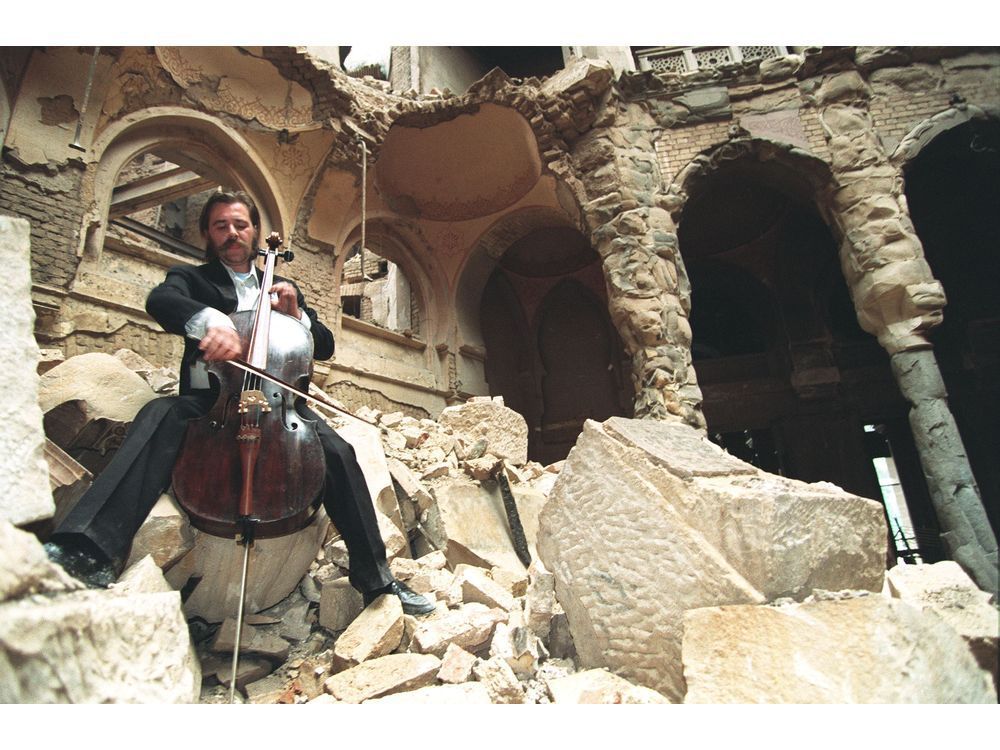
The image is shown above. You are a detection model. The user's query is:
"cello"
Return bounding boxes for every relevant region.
[171,232,325,700]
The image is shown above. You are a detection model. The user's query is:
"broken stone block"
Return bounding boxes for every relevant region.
[333,593,404,668]
[124,492,195,572]
[318,576,364,632]
[0,518,82,602]
[490,566,528,597]
[438,642,478,684]
[886,561,999,687]
[545,668,670,704]
[38,352,157,476]
[411,602,508,657]
[425,478,543,572]
[0,588,200,702]
[489,621,547,679]
[323,652,441,703]
[387,456,435,514]
[245,671,296,704]
[332,417,411,555]
[456,563,516,611]
[538,417,887,701]
[681,595,997,703]
[1,215,56,527]
[113,554,174,595]
[438,398,529,466]
[525,558,555,639]
[165,507,329,623]
[365,682,493,704]
[472,655,526,704]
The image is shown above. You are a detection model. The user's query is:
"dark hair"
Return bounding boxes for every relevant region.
[199,189,261,260]
[199,189,261,233]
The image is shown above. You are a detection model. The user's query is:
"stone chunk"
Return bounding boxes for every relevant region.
[456,563,516,611]
[410,603,507,657]
[438,398,528,466]
[545,668,670,704]
[489,621,547,679]
[318,576,364,632]
[1,215,55,527]
[125,492,195,571]
[426,478,543,572]
[333,593,404,667]
[43,439,92,529]
[323,652,441,703]
[0,588,200,702]
[887,561,999,685]
[437,642,478,684]
[472,655,526,704]
[681,595,997,703]
[538,417,886,701]
[0,519,82,602]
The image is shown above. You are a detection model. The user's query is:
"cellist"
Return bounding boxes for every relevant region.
[45,190,435,617]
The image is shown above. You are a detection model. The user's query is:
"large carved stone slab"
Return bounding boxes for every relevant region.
[682,595,997,703]
[0,587,201,703]
[0,216,54,527]
[537,417,887,701]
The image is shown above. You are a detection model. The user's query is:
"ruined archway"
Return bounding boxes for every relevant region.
[464,208,630,463]
[673,140,926,555]
[901,113,1000,537]
[51,110,287,367]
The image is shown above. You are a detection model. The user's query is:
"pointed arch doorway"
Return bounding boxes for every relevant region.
[478,224,632,464]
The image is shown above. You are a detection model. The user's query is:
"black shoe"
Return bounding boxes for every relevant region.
[364,579,436,616]
[43,540,118,589]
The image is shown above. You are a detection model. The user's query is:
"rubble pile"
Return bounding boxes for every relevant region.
[1,345,997,704]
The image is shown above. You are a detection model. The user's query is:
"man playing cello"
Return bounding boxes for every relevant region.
[45,190,435,617]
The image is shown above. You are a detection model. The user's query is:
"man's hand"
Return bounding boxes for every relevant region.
[199,325,243,362]
[269,281,301,320]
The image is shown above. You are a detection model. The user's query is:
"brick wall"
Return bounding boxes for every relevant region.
[0,164,85,289]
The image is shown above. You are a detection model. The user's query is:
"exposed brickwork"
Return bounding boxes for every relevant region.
[0,163,85,289]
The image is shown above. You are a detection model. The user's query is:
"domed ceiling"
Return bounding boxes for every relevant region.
[375,103,542,222]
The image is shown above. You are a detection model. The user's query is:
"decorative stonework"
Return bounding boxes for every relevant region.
[573,103,705,428]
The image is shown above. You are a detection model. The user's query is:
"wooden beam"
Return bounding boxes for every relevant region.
[110,167,217,218]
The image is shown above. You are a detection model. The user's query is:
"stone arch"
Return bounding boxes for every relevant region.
[455,205,583,350]
[667,136,838,226]
[669,135,899,503]
[890,103,1000,168]
[334,218,437,342]
[898,108,1000,538]
[85,108,287,261]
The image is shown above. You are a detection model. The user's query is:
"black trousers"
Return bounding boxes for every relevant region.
[53,392,393,595]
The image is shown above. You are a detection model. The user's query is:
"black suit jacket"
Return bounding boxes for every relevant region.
[146,259,335,395]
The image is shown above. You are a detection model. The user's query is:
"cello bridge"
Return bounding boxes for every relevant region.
[239,389,271,413]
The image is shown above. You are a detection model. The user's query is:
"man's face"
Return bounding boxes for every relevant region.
[206,201,257,272]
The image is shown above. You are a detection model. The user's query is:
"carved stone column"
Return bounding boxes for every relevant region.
[816,70,998,593]
[572,103,705,429]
